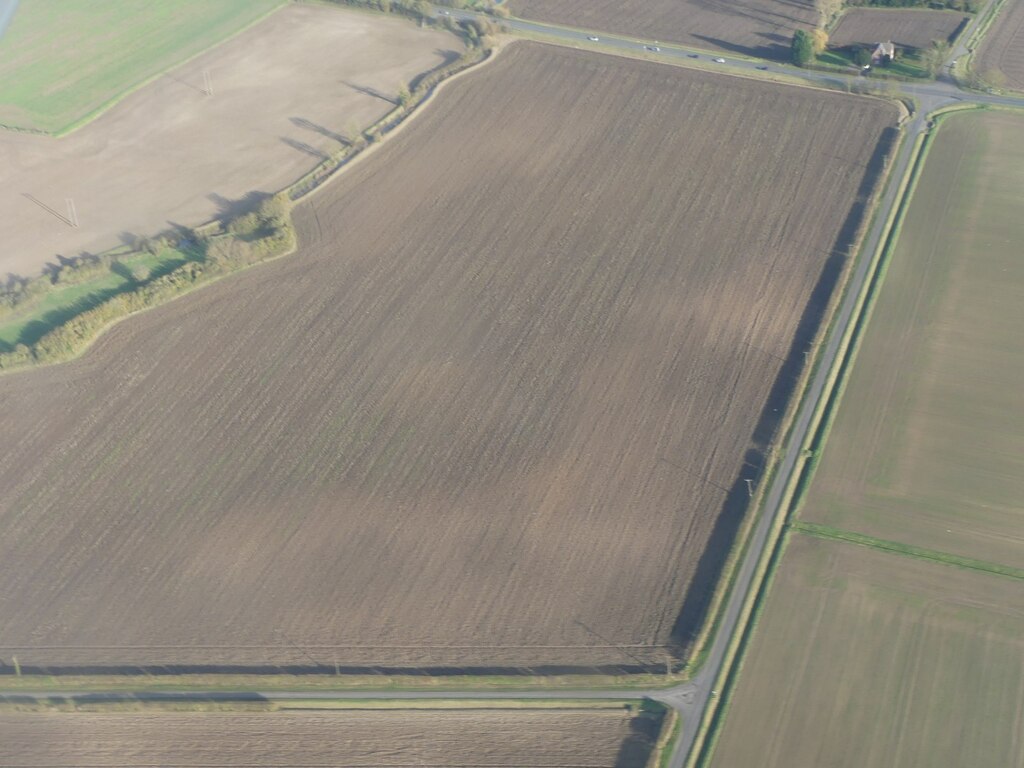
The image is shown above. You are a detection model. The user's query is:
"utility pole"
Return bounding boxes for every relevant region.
[745,478,754,498]
[65,198,79,228]
[203,69,214,97]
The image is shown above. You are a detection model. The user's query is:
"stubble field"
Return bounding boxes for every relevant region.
[801,110,1024,569]
[0,0,283,133]
[708,534,1024,768]
[0,43,896,671]
[510,0,817,59]
[974,0,1024,89]
[0,4,455,279]
[0,707,661,766]
[829,8,968,49]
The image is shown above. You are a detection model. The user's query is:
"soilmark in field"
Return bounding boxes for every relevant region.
[0,42,897,672]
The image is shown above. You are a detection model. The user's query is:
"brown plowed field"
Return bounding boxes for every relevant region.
[511,0,817,59]
[829,8,968,49]
[0,43,897,670]
[975,0,1024,89]
[0,708,660,766]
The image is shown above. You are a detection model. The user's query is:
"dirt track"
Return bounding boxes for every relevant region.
[0,43,896,670]
[0,4,455,279]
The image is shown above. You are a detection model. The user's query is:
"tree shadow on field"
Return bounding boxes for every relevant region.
[290,117,350,147]
[408,48,462,91]
[692,33,790,61]
[207,191,272,224]
[613,705,666,768]
[342,81,398,105]
[666,124,901,656]
[280,136,328,161]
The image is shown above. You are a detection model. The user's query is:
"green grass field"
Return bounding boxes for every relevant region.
[708,533,1024,768]
[0,0,283,134]
[0,247,192,350]
[800,110,1024,569]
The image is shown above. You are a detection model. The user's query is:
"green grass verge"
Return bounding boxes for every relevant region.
[0,670,668,695]
[792,523,1024,580]
[655,709,683,768]
[0,0,284,134]
[0,248,192,350]
[817,48,929,78]
[0,695,643,714]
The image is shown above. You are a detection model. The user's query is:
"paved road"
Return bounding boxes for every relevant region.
[8,9,1024,768]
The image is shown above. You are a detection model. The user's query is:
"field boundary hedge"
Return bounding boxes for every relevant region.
[792,523,1024,579]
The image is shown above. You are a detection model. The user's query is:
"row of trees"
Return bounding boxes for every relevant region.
[0,195,294,371]
[791,28,828,66]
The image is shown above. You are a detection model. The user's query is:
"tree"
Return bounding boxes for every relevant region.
[813,0,843,28]
[854,47,873,68]
[792,30,814,66]
[811,28,828,55]
[920,40,951,78]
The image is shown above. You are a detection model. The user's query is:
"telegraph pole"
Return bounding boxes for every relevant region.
[65,198,79,228]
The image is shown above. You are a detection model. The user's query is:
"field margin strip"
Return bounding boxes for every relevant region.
[791,523,1024,580]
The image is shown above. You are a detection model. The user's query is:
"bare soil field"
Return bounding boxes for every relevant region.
[974,0,1024,89]
[0,43,896,671]
[0,3,456,279]
[829,8,968,48]
[0,707,660,766]
[709,535,1024,768]
[801,110,1024,569]
[511,0,817,59]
